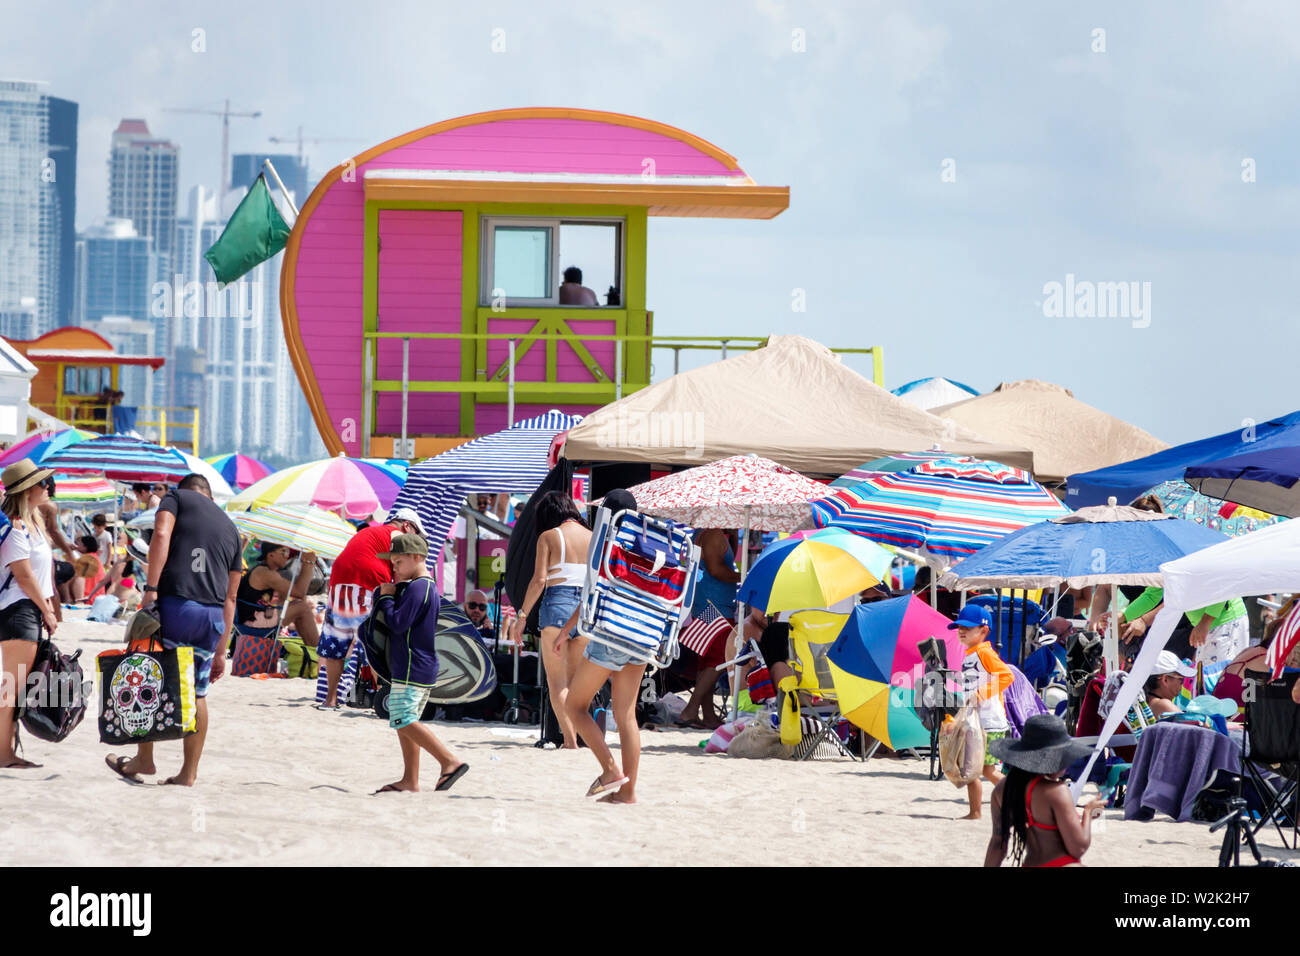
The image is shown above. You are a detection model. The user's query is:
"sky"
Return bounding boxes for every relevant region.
[5,0,1298,447]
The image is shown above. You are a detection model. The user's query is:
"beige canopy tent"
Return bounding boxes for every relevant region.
[561,335,1034,476]
[931,379,1167,485]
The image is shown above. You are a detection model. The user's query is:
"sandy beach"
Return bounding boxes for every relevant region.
[3,613,1293,868]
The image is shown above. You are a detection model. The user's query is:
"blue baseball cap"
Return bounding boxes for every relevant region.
[947,605,992,630]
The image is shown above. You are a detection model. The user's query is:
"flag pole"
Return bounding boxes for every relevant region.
[262,159,300,218]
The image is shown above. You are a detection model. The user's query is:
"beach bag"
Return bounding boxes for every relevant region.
[728,719,794,759]
[939,698,985,787]
[20,636,90,743]
[279,636,319,679]
[97,646,198,744]
[231,628,281,677]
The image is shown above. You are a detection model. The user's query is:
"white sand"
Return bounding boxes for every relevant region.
[3,614,1293,867]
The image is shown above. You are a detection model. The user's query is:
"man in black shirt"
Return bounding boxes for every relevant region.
[104,473,242,787]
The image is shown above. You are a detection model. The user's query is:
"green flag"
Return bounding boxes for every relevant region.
[203,174,292,285]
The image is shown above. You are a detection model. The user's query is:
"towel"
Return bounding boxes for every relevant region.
[1123,720,1241,822]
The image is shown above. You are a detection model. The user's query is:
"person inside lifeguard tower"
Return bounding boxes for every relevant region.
[559,266,599,306]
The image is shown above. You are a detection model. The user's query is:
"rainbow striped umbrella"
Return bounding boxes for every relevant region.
[0,427,97,467]
[230,505,357,560]
[812,456,1071,562]
[226,456,403,518]
[42,435,191,482]
[831,450,951,488]
[53,474,116,504]
[205,453,274,490]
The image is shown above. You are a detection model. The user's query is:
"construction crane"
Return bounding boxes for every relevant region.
[268,127,364,172]
[164,99,261,198]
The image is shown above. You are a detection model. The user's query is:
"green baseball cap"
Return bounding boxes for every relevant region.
[377,533,429,560]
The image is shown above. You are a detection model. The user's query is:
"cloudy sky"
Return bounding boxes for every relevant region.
[6,0,1298,446]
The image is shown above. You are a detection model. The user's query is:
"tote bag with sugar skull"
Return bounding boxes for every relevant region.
[97,647,198,744]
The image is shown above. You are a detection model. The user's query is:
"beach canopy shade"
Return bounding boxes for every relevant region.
[736,527,893,613]
[939,502,1230,590]
[930,379,1168,485]
[1074,511,1300,797]
[1147,479,1284,537]
[1184,446,1300,519]
[1066,409,1300,508]
[827,595,965,750]
[42,435,191,482]
[205,453,274,490]
[0,427,97,467]
[227,456,403,518]
[813,456,1071,563]
[625,454,831,532]
[230,505,358,560]
[560,335,1034,476]
[393,410,583,551]
[891,377,979,411]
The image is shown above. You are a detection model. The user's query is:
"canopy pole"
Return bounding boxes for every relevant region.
[361,338,373,457]
[400,338,410,458]
[731,505,751,722]
[1105,586,1120,675]
[507,339,516,427]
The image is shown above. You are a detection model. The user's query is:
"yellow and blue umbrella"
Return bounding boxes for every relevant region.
[737,527,893,613]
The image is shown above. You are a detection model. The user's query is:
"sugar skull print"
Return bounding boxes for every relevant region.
[109,654,165,737]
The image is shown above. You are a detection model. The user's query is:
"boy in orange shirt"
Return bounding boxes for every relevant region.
[950,605,1014,820]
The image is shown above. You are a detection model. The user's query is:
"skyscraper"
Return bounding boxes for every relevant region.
[0,80,78,337]
[108,119,178,280]
[231,152,309,209]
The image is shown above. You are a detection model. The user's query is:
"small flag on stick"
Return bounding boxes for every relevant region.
[203,173,291,285]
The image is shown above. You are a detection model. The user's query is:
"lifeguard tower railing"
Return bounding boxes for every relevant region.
[358,328,882,456]
[34,402,202,457]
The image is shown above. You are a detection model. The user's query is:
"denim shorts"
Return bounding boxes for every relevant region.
[539,585,581,632]
[387,681,431,729]
[584,639,639,672]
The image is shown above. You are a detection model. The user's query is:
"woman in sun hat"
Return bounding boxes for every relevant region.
[983,715,1106,867]
[0,459,60,769]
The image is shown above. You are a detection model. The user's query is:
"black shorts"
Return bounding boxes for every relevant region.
[0,599,43,642]
[757,621,791,666]
[54,560,74,586]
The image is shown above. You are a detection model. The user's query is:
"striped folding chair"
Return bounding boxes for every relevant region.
[578,508,700,670]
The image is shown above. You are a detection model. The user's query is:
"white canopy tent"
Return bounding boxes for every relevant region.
[1074,516,1300,796]
[0,337,37,443]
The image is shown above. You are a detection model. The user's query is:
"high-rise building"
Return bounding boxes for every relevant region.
[72,218,159,407]
[107,118,178,281]
[231,152,309,209]
[0,80,78,337]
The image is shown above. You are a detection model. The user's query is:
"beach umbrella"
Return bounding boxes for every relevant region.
[229,504,358,560]
[827,595,965,750]
[171,449,234,501]
[812,456,1071,563]
[937,502,1232,590]
[891,377,980,411]
[226,456,403,518]
[831,448,951,488]
[1146,479,1284,537]
[42,435,191,482]
[625,454,831,532]
[1184,446,1300,519]
[52,474,116,505]
[0,427,97,467]
[204,453,274,490]
[736,527,894,613]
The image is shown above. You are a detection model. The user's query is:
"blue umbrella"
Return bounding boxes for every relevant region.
[938,501,1230,589]
[1184,446,1300,519]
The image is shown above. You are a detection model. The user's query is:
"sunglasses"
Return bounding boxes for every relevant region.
[466,602,487,610]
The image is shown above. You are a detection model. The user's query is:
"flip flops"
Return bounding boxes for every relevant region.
[105,754,142,784]
[586,774,629,798]
[372,783,406,795]
[435,763,469,792]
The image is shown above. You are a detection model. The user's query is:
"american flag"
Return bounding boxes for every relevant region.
[1267,597,1300,680]
[680,603,734,656]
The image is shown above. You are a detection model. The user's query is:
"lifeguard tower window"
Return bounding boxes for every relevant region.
[64,366,112,396]
[482,217,623,308]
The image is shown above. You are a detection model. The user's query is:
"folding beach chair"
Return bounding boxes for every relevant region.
[785,610,856,761]
[1243,672,1300,848]
[578,508,700,671]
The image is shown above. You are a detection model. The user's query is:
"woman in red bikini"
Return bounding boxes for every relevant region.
[983,715,1106,867]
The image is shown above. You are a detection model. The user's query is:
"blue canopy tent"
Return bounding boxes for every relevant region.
[1066,410,1300,508]
[1185,446,1300,519]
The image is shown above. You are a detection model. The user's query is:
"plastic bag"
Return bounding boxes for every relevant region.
[728,719,794,759]
[939,697,985,787]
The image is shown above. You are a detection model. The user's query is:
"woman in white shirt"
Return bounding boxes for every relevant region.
[0,459,60,769]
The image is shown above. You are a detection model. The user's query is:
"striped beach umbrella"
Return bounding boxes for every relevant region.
[831,449,951,488]
[42,435,191,482]
[229,505,358,560]
[205,453,274,490]
[812,456,1071,562]
[226,456,403,518]
[53,474,116,504]
[0,427,97,467]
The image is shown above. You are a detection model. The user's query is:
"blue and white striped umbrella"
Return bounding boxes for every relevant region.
[42,435,191,482]
[393,410,582,547]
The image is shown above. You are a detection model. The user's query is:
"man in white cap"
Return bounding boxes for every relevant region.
[1143,651,1196,718]
[318,507,425,708]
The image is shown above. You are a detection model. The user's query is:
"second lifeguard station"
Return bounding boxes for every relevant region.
[280,107,791,457]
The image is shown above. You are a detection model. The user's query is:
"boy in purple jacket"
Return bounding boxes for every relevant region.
[372,534,468,794]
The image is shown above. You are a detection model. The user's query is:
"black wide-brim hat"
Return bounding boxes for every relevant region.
[989,714,1093,775]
